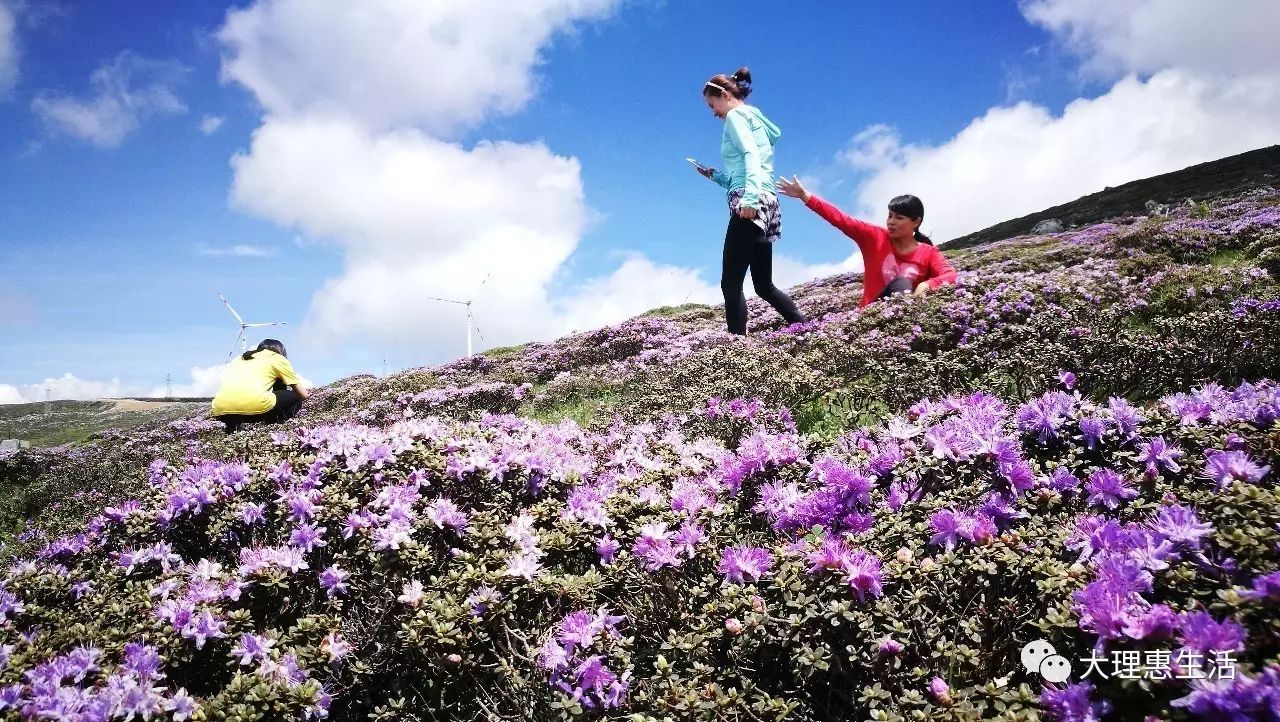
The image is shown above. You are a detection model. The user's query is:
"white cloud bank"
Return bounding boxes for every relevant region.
[217,0,857,361]
[839,0,1280,243]
[0,365,226,405]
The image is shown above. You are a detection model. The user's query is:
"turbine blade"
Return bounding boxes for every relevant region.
[470,271,492,301]
[245,321,285,328]
[469,310,485,342]
[218,292,245,325]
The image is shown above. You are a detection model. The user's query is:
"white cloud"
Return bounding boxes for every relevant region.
[229,116,586,351]
[0,366,225,404]
[0,0,17,96]
[217,1,863,364]
[217,0,619,135]
[1020,0,1280,78]
[145,365,226,398]
[199,114,225,134]
[835,3,1280,244]
[32,51,187,147]
[196,243,275,258]
[0,372,131,403]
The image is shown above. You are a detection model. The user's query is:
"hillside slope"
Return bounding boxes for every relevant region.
[0,400,207,448]
[0,157,1277,721]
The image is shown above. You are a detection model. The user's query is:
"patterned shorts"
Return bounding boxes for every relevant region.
[728,188,782,244]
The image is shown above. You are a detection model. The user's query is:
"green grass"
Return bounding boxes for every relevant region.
[0,400,205,447]
[483,343,531,359]
[1210,249,1248,267]
[520,390,617,428]
[640,302,712,319]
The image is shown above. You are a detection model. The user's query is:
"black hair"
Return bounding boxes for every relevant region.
[242,338,287,361]
[888,194,933,245]
[703,67,753,99]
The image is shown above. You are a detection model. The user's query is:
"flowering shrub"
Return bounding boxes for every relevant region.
[0,378,1276,721]
[1,189,1279,720]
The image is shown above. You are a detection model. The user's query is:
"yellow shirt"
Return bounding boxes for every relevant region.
[211,350,303,416]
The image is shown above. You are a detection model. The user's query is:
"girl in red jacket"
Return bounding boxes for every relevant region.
[777,176,957,307]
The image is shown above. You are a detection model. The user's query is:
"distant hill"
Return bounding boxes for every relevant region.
[0,398,207,447]
[945,144,1280,249]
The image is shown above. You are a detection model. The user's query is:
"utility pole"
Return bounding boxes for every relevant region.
[44,387,51,415]
[166,373,173,400]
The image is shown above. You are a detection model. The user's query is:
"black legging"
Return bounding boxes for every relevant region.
[217,381,303,434]
[877,276,915,300]
[721,215,807,334]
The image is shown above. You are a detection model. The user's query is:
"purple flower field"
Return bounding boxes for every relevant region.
[0,190,1278,720]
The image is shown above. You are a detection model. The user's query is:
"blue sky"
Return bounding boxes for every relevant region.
[2,0,1278,402]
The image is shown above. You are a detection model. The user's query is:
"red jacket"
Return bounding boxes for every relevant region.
[805,194,957,307]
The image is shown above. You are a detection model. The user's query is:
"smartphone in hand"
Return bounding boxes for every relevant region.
[686,157,705,171]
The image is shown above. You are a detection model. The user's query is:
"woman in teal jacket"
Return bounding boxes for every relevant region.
[696,67,807,335]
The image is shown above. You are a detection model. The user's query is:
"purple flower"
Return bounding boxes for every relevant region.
[632,522,682,572]
[1085,469,1138,510]
[465,586,501,617]
[1201,449,1270,488]
[1016,392,1076,443]
[231,634,274,666]
[596,535,621,564]
[1046,467,1082,492]
[1178,611,1247,655]
[319,565,349,598]
[1171,667,1280,722]
[426,497,469,532]
[1124,603,1179,640]
[1136,436,1183,478]
[1106,397,1143,439]
[1041,681,1111,722]
[843,550,884,603]
[928,510,966,551]
[1057,370,1077,390]
[718,546,774,584]
[186,610,226,649]
[1150,505,1213,549]
[1078,417,1106,449]
[1241,571,1280,602]
[672,521,707,556]
[398,580,426,606]
[504,551,542,580]
[929,677,951,704]
[807,537,854,573]
[122,642,163,680]
[289,523,327,553]
[168,688,198,721]
[877,638,903,655]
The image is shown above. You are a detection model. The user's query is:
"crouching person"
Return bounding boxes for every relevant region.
[211,339,310,434]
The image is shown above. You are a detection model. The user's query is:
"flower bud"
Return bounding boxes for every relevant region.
[896,547,914,564]
[725,618,744,635]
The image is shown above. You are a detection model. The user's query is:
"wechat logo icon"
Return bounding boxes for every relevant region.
[1022,639,1073,683]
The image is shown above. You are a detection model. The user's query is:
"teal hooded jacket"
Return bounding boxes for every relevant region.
[710,105,782,210]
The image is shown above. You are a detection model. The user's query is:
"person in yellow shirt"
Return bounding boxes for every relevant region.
[211,339,311,434]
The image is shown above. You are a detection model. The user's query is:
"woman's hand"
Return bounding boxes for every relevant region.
[776,175,811,202]
[696,165,715,180]
[737,205,758,220]
[913,282,931,297]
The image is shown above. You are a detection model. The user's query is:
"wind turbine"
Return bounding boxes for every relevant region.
[218,292,286,361]
[426,272,490,359]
